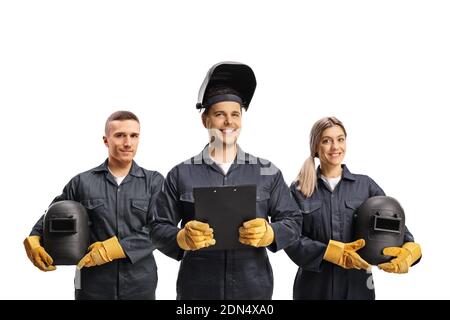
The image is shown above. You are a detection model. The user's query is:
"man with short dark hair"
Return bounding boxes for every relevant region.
[150,62,301,300]
[24,110,164,299]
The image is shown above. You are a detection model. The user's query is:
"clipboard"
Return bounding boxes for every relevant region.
[193,184,256,250]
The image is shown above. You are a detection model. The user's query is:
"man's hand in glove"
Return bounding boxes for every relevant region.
[23,235,56,272]
[77,236,126,269]
[177,220,215,251]
[239,218,274,248]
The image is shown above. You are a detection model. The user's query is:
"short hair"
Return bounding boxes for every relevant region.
[105,110,140,134]
[202,85,244,115]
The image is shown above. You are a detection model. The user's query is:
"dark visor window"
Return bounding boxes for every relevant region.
[50,219,76,232]
[374,216,401,233]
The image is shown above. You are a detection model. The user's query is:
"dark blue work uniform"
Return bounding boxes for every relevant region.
[30,160,164,300]
[285,165,415,300]
[149,146,301,300]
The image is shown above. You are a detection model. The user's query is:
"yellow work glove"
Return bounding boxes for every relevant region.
[177,220,215,250]
[77,236,126,270]
[378,242,422,274]
[23,235,56,272]
[239,218,274,247]
[323,239,371,270]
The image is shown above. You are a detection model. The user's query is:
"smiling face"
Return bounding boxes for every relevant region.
[202,101,242,146]
[317,125,346,168]
[103,119,140,166]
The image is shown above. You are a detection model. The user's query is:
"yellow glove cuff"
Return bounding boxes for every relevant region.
[176,229,190,250]
[403,242,422,266]
[259,220,274,247]
[103,236,126,260]
[323,240,345,264]
[24,235,42,251]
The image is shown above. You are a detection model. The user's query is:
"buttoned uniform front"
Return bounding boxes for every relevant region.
[285,165,415,300]
[149,146,301,300]
[30,160,164,300]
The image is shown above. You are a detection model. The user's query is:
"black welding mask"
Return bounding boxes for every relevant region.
[196,61,257,111]
[43,200,89,265]
[354,196,405,265]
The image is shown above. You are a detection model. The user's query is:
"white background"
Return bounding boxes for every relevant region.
[0,0,448,299]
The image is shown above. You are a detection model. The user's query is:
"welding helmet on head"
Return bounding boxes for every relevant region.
[196,61,257,111]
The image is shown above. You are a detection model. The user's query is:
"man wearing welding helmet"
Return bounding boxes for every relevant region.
[149,62,301,299]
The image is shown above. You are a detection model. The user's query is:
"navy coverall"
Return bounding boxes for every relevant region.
[149,146,301,300]
[285,165,415,300]
[30,160,164,300]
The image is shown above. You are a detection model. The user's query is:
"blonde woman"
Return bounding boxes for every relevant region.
[285,117,421,300]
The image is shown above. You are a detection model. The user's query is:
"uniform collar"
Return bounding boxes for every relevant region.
[189,144,253,176]
[317,164,356,181]
[193,144,248,165]
[93,159,144,178]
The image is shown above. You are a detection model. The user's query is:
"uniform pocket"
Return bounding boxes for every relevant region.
[343,199,365,239]
[300,200,322,215]
[80,199,107,233]
[80,198,106,211]
[344,199,364,219]
[299,200,323,237]
[180,192,194,203]
[130,199,150,229]
[179,192,195,223]
[80,199,106,219]
[131,199,149,212]
[344,200,361,210]
[256,191,270,201]
[256,191,270,218]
